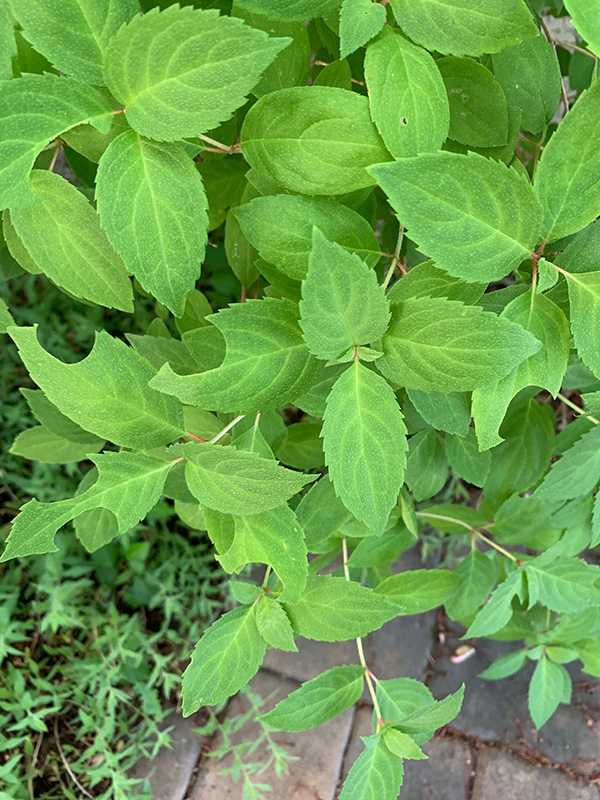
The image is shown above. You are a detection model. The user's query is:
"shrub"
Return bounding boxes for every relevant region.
[2,0,600,797]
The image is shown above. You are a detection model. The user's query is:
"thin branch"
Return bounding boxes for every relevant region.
[382,224,405,289]
[554,40,597,60]
[54,719,94,799]
[540,16,570,114]
[47,143,62,172]
[557,392,599,425]
[210,414,246,444]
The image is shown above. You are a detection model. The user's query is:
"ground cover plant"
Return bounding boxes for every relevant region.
[2,0,600,797]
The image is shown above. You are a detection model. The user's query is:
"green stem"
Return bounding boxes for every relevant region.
[382,224,405,290]
[210,414,246,444]
[557,392,599,425]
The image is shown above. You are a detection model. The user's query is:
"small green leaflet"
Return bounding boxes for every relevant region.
[445,429,491,487]
[0,1,15,80]
[10,170,133,311]
[347,526,413,568]
[95,131,208,316]
[10,0,139,84]
[445,551,499,621]
[260,665,365,731]
[375,569,461,614]
[535,424,600,503]
[300,230,390,361]
[218,505,308,602]
[10,426,102,464]
[283,574,397,641]
[322,361,407,535]
[438,57,508,148]
[472,289,570,450]
[404,429,448,501]
[255,596,297,651]
[370,151,542,283]
[378,297,541,393]
[241,86,391,195]
[365,28,449,160]
[151,298,322,414]
[376,677,434,726]
[528,658,571,729]
[3,210,40,274]
[382,728,427,760]
[339,0,386,59]
[171,442,313,516]
[564,0,600,56]
[525,557,600,613]
[234,0,340,20]
[103,6,290,141]
[73,467,120,552]
[388,0,538,57]
[465,570,524,638]
[127,333,199,376]
[9,326,184,449]
[479,650,527,681]
[396,685,465,734]
[295,475,352,553]
[225,208,259,288]
[182,605,267,715]
[535,80,600,240]
[492,34,561,133]
[234,194,381,281]
[387,260,485,305]
[406,389,471,437]
[561,270,600,377]
[0,73,114,209]
[0,452,173,561]
[339,734,404,800]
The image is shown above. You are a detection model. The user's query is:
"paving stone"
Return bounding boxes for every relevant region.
[130,712,203,800]
[192,670,354,800]
[339,707,472,799]
[471,750,600,800]
[370,612,436,681]
[428,622,600,775]
[263,637,368,684]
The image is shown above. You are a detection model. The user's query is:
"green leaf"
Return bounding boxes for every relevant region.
[225,208,259,288]
[348,525,413,568]
[295,475,352,553]
[479,650,527,680]
[484,395,554,499]
[396,685,465,734]
[10,170,133,311]
[95,131,208,316]
[10,426,102,464]
[525,557,600,613]
[388,0,538,57]
[564,0,600,56]
[0,1,16,81]
[370,151,542,283]
[322,361,408,535]
[406,389,471,437]
[234,0,340,20]
[561,270,600,376]
[445,551,499,621]
[375,569,461,614]
[10,0,139,84]
[255,596,298,652]
[0,451,173,561]
[492,34,561,133]
[382,728,427,760]
[218,505,308,602]
[365,28,449,159]
[472,289,570,450]
[339,0,386,59]
[0,73,114,209]
[445,429,491,487]
[528,658,571,729]
[378,297,540,393]
[404,429,448,501]
[21,388,104,447]
[535,80,600,239]
[234,194,381,281]
[376,678,435,731]
[182,605,267,715]
[103,6,290,141]
[465,570,524,638]
[490,494,560,548]
[151,298,322,414]
[9,326,184,449]
[387,260,486,306]
[229,580,262,605]
[339,733,404,800]
[300,230,390,361]
[535,424,600,503]
[171,442,312,515]
[241,86,391,195]
[126,334,199,377]
[3,209,41,275]
[260,664,365,731]
[438,57,508,148]
[0,296,14,333]
[276,422,324,470]
[284,574,397,641]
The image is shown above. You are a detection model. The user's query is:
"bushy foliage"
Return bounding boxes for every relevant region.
[2,0,600,796]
